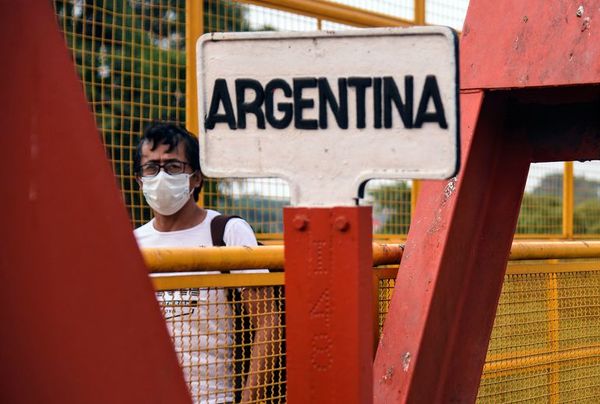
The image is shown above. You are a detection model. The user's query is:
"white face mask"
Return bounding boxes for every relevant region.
[141,171,193,216]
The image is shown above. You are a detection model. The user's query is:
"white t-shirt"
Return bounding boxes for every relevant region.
[134,209,262,404]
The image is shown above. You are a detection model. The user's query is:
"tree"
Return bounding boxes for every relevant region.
[204,0,251,32]
[518,171,600,235]
[54,0,258,227]
[516,194,562,234]
[533,172,600,205]
[574,200,600,234]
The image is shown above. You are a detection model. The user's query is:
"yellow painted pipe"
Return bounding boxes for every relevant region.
[373,243,405,266]
[185,0,203,136]
[562,161,574,239]
[142,241,600,273]
[483,345,600,377]
[239,0,414,28]
[414,0,426,25]
[509,241,600,260]
[143,243,404,273]
[143,246,285,273]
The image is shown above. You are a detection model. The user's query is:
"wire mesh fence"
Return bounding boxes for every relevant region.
[362,180,413,235]
[156,283,286,403]
[574,161,600,237]
[152,260,600,403]
[478,268,600,403]
[53,0,600,240]
[376,264,600,403]
[54,0,187,228]
[517,163,564,237]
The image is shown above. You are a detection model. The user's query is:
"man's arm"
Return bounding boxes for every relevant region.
[240,286,282,403]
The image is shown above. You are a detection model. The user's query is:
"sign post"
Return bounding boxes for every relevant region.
[283,206,373,403]
[197,28,459,403]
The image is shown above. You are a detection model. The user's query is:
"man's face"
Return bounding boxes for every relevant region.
[137,140,202,195]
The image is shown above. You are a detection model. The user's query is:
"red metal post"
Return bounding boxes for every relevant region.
[284,207,373,404]
[0,3,190,403]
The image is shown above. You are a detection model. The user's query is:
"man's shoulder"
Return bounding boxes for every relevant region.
[134,220,155,237]
[225,217,253,231]
[207,211,251,231]
[204,209,221,222]
[223,216,257,246]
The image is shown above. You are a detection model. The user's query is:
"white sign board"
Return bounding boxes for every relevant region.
[197,27,459,206]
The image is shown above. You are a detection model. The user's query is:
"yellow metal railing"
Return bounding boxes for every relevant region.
[186,0,204,136]
[143,242,404,272]
[154,282,286,403]
[148,241,600,403]
[369,241,600,402]
[373,259,600,403]
[143,241,600,274]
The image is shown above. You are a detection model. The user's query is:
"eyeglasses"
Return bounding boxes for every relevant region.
[139,161,191,177]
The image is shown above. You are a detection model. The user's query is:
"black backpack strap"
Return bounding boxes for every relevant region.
[210,215,241,247]
[210,214,250,401]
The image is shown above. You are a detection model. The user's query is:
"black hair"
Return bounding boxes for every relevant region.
[134,122,202,201]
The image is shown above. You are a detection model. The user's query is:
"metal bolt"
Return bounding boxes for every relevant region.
[576,5,584,17]
[334,216,349,232]
[293,215,308,231]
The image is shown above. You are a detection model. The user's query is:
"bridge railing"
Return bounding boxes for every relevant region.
[147,241,600,402]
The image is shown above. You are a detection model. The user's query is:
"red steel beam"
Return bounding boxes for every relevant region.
[461,1,600,89]
[374,90,533,402]
[0,3,190,403]
[374,1,600,402]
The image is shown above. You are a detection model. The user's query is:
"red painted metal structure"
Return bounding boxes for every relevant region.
[1,3,190,403]
[374,1,600,402]
[7,2,600,403]
[284,207,373,404]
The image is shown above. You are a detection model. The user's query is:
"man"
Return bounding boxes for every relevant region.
[133,122,280,403]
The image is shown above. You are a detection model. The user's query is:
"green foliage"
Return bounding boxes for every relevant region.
[517,173,600,235]
[516,194,562,234]
[55,0,187,132]
[365,172,600,237]
[54,0,257,227]
[533,172,600,205]
[214,194,286,233]
[54,0,188,226]
[203,0,251,32]
[574,199,600,234]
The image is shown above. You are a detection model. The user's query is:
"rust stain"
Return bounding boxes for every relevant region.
[581,17,590,32]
